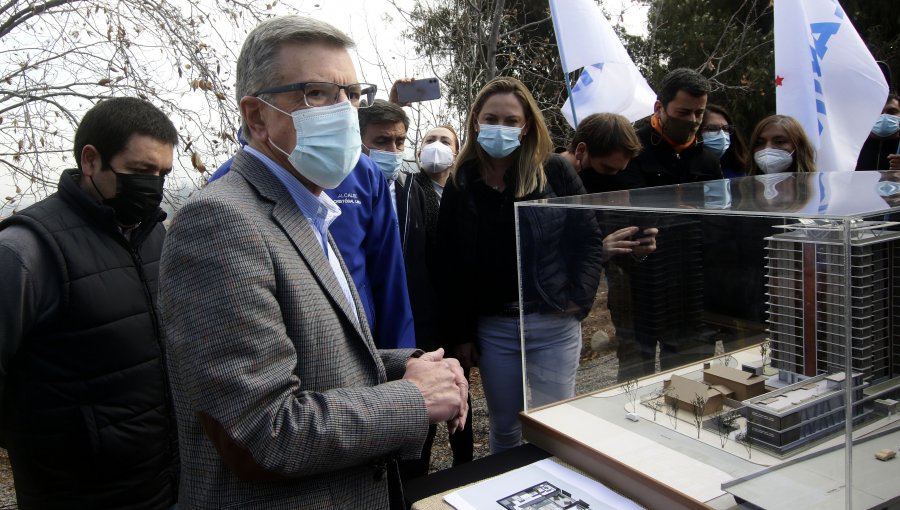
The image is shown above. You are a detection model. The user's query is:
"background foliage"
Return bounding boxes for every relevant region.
[2,0,897,215]
[0,0,270,215]
[402,0,898,149]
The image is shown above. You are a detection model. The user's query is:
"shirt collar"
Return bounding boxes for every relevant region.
[243,145,341,231]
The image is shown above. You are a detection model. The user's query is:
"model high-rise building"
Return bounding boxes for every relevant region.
[765,220,900,385]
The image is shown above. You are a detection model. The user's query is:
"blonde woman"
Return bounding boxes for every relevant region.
[747,115,816,175]
[436,77,604,453]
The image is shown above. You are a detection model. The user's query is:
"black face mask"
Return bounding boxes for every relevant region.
[662,115,700,145]
[92,168,165,226]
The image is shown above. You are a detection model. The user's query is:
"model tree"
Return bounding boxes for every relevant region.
[714,410,739,448]
[737,414,754,459]
[665,389,679,430]
[691,394,707,439]
[760,340,770,373]
[646,388,664,422]
[622,378,640,414]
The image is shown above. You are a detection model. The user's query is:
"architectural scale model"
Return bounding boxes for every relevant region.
[765,219,900,384]
[663,364,767,414]
[751,219,900,453]
[742,371,868,454]
[650,220,900,456]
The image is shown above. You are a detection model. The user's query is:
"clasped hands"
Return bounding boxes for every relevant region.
[404,348,469,434]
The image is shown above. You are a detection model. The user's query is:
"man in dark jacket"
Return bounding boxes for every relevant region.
[591,69,723,381]
[591,68,722,192]
[0,97,179,509]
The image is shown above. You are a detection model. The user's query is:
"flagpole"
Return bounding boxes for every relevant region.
[562,71,579,127]
[549,0,580,127]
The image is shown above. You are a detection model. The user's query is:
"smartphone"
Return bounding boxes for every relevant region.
[632,227,654,245]
[396,78,441,103]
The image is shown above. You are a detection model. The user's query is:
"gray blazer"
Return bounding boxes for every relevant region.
[159,150,429,509]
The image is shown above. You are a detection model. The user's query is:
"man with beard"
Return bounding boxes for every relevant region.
[590,69,723,381]
[598,68,722,191]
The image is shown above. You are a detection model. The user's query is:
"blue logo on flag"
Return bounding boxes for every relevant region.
[808,1,846,134]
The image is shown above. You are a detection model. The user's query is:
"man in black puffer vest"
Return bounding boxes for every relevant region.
[0,97,179,509]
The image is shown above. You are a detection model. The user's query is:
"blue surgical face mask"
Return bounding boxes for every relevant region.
[262,100,361,189]
[871,114,900,138]
[703,180,732,209]
[366,147,404,182]
[477,124,522,158]
[702,130,731,159]
[876,180,900,197]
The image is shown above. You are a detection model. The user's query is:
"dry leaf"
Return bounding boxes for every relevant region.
[191,152,206,173]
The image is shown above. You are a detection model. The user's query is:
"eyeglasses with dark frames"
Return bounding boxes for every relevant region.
[252,81,377,109]
[700,124,735,134]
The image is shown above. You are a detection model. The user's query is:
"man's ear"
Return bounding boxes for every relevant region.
[80,145,103,177]
[240,96,269,143]
[653,100,663,116]
[574,142,588,160]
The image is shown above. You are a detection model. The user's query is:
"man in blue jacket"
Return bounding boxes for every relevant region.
[209,138,415,349]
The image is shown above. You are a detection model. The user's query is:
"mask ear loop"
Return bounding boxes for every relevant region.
[267,138,292,158]
[90,175,109,201]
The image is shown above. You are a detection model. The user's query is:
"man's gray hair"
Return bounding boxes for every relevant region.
[236,15,354,137]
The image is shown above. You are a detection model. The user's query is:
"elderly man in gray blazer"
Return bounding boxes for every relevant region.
[158,15,468,509]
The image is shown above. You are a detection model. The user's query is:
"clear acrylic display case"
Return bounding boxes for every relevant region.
[514,171,900,509]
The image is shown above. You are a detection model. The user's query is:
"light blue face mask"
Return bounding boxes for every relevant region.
[477,124,522,158]
[365,147,404,182]
[703,180,732,209]
[876,180,900,197]
[871,114,900,138]
[263,100,361,189]
[701,130,731,159]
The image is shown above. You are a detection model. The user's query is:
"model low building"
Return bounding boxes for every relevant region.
[663,365,768,414]
[742,372,868,454]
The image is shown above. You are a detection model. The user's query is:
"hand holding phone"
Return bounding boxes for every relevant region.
[393,77,441,104]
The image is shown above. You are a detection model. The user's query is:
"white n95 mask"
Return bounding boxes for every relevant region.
[754,148,794,174]
[420,141,455,173]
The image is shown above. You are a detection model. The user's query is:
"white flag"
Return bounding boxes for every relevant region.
[549,0,656,127]
[775,0,888,172]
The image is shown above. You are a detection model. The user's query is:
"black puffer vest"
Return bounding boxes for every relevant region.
[0,169,177,509]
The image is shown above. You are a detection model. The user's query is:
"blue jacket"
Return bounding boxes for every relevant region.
[209,153,416,349]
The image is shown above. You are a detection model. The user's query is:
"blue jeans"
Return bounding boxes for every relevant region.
[477,313,582,454]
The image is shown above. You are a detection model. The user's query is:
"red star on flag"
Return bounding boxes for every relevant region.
[775,75,784,86]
